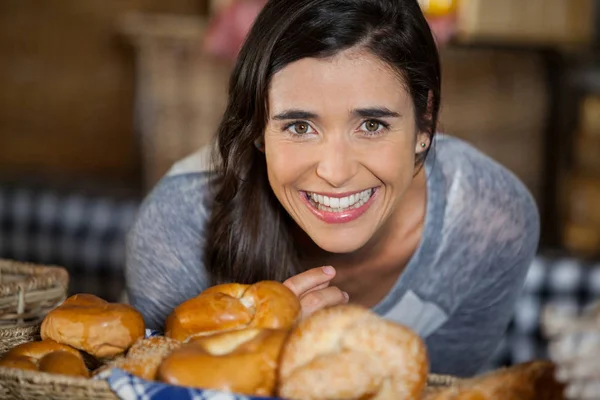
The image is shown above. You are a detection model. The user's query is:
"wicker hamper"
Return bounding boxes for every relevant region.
[0,259,69,342]
[0,349,456,400]
[0,332,457,400]
[0,260,456,399]
[0,366,117,400]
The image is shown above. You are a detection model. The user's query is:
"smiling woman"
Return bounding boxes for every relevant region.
[264,50,427,254]
[125,0,540,377]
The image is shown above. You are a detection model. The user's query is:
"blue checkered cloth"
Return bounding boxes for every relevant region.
[95,330,278,400]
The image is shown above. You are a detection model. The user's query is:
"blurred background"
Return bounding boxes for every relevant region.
[0,0,599,370]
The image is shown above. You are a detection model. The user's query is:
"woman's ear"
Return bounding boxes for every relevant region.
[415,132,430,154]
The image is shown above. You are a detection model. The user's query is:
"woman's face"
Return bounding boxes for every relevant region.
[264,48,429,254]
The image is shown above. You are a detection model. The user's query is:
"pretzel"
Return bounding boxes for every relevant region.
[165,280,301,342]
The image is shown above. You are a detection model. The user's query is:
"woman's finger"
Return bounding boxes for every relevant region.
[302,280,331,296]
[300,286,349,319]
[283,266,336,297]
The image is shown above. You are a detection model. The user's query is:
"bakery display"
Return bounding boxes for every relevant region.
[0,282,567,399]
[159,328,290,396]
[165,280,301,342]
[278,305,429,400]
[40,293,146,359]
[0,340,89,378]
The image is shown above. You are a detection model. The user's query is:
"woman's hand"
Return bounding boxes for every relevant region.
[283,266,349,319]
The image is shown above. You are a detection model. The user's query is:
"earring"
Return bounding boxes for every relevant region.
[254,140,262,150]
[420,142,427,148]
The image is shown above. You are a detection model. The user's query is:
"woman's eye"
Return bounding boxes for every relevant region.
[359,119,388,134]
[288,122,313,135]
[364,120,380,132]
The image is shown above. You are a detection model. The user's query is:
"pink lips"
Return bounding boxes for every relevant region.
[300,188,379,224]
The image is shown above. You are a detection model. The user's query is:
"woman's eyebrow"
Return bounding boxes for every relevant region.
[272,110,319,120]
[353,107,401,119]
[271,107,401,120]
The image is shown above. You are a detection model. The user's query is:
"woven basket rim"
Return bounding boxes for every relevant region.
[0,365,112,389]
[0,367,458,397]
[0,368,457,390]
[0,322,40,339]
[428,373,460,385]
[0,259,69,297]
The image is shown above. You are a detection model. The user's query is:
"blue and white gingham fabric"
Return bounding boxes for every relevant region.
[94,329,278,400]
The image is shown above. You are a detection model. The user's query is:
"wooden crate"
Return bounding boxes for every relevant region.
[561,173,600,232]
[456,0,596,46]
[439,47,547,202]
[562,219,600,257]
[120,13,232,190]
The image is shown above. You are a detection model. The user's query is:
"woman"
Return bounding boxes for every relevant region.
[126,0,539,377]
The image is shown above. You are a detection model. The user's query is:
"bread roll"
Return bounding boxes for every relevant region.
[0,340,89,377]
[5,339,83,362]
[100,336,181,381]
[165,281,300,342]
[158,328,290,396]
[0,355,37,371]
[278,304,429,400]
[41,293,145,358]
[423,361,565,400]
[38,351,90,378]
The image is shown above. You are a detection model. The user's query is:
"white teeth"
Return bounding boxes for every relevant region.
[306,189,374,212]
[340,197,349,208]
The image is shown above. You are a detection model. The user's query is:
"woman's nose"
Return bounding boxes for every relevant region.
[315,138,359,188]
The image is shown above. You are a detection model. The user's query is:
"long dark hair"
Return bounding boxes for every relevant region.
[205,0,441,285]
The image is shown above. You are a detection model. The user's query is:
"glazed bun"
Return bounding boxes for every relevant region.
[0,340,89,378]
[41,294,146,359]
[158,328,290,396]
[4,339,83,361]
[38,351,90,378]
[278,305,429,400]
[0,355,37,371]
[165,281,300,342]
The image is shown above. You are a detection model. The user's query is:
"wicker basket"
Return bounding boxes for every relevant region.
[0,323,41,356]
[0,333,458,399]
[0,366,457,400]
[0,367,117,400]
[0,259,69,329]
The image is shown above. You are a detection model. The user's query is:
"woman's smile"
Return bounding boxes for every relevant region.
[299,187,380,224]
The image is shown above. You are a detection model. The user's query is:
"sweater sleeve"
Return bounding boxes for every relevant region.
[125,173,214,331]
[425,181,540,377]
